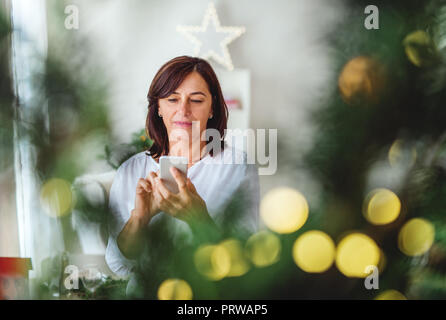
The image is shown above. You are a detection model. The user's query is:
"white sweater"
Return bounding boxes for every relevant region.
[105,145,260,277]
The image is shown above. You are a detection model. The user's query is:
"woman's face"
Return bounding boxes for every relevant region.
[158,71,213,143]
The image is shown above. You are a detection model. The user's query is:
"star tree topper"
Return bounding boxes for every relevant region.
[177,2,245,71]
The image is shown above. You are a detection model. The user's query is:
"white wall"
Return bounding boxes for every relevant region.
[50,0,347,198]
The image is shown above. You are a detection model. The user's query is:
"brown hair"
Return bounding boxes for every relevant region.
[146,56,228,160]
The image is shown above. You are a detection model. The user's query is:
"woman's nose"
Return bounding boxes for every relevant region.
[178,99,191,115]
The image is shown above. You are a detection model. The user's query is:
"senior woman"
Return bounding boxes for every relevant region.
[105,56,260,277]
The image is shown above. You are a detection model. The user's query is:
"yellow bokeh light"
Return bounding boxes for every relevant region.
[375,289,407,300]
[194,244,231,281]
[388,139,417,167]
[403,30,435,67]
[219,239,250,277]
[335,233,381,278]
[245,231,281,268]
[260,187,309,234]
[338,56,386,105]
[292,230,336,273]
[398,218,435,256]
[157,278,193,300]
[40,178,73,218]
[364,188,401,225]
[378,249,387,273]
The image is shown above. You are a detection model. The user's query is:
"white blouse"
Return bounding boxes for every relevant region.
[105,144,260,277]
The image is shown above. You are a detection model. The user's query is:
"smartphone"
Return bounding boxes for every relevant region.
[159,156,188,194]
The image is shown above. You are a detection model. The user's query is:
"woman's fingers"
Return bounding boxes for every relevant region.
[170,167,187,192]
[187,178,198,194]
[137,178,152,194]
[152,174,184,216]
[147,171,158,185]
[156,176,177,200]
[154,188,177,214]
[152,187,163,204]
[145,170,202,219]
[146,170,156,179]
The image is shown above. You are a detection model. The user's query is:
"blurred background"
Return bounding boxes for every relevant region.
[0,0,445,299]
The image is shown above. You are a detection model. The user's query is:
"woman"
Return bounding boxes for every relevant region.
[105,56,260,277]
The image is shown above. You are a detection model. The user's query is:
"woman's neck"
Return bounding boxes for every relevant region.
[168,140,208,166]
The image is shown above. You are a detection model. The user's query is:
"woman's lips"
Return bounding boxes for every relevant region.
[173,121,193,128]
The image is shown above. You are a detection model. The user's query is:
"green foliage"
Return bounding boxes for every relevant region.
[70,0,446,299]
[103,129,153,170]
[0,7,14,171]
[302,0,446,299]
[78,277,128,300]
[8,0,446,300]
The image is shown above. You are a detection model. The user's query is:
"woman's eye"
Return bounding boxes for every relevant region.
[166,98,202,103]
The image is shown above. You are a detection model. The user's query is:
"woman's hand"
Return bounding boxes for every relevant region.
[132,175,160,225]
[118,175,161,260]
[147,168,213,226]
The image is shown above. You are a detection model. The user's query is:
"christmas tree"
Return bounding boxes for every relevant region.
[130,0,446,300]
[3,0,446,300]
[60,0,446,299]
[296,0,446,299]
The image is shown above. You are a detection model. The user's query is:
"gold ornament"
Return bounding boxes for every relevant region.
[403,30,437,67]
[338,56,386,105]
